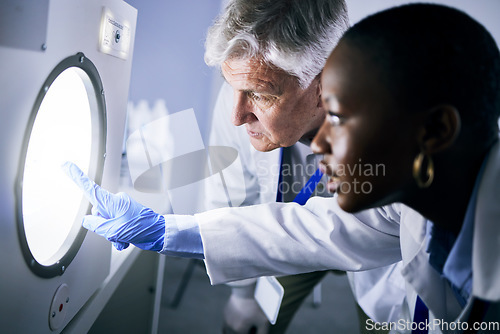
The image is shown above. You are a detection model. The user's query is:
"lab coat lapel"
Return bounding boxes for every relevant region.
[251,147,282,203]
[472,140,500,302]
[401,234,463,323]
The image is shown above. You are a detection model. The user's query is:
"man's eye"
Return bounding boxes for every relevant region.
[327,112,344,126]
[248,92,274,104]
[250,92,264,101]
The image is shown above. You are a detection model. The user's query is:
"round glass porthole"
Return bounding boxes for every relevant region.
[16,53,106,278]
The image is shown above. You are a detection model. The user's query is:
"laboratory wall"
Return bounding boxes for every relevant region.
[124,0,224,142]
[346,0,500,45]
[117,0,226,218]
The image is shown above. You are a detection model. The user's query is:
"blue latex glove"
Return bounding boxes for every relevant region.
[62,162,165,251]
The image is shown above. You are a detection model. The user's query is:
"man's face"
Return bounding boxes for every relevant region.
[222,58,324,152]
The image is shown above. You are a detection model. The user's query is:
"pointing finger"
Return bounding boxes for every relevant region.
[62,161,110,211]
[82,214,107,232]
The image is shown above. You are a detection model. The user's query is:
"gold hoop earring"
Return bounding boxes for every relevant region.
[413,152,434,188]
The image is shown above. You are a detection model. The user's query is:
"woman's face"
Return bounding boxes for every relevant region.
[312,41,420,213]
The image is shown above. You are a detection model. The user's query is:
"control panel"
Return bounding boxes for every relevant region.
[99,7,131,60]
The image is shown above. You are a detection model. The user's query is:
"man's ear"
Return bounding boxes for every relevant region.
[418,105,461,154]
[316,73,323,108]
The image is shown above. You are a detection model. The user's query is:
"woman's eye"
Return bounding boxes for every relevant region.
[327,112,344,126]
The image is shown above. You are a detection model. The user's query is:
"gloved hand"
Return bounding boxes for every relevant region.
[223,281,270,334]
[62,162,165,251]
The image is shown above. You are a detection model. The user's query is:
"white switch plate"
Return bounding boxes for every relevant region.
[99,7,131,60]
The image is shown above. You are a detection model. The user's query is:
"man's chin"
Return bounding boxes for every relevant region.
[249,137,280,152]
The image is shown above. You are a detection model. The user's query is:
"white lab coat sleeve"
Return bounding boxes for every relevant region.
[196,197,402,285]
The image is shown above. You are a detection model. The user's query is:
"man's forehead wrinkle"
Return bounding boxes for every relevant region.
[226,68,283,95]
[254,61,286,95]
[223,61,284,95]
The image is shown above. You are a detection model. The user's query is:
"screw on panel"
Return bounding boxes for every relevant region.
[66,297,69,303]
[44,86,49,93]
[51,311,56,318]
[61,265,66,274]
[101,89,105,95]
[41,43,47,51]
[103,153,107,159]
[79,56,84,63]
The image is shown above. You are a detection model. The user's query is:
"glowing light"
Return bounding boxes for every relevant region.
[22,67,93,265]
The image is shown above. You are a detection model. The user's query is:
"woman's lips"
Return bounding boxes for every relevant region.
[326,176,341,193]
[319,161,340,193]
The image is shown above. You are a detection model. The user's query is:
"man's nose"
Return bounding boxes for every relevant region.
[311,119,332,154]
[231,92,257,126]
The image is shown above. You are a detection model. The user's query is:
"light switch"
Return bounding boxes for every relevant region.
[99,7,131,60]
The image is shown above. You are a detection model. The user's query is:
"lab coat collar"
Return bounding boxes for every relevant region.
[472,139,500,301]
[253,142,315,203]
[401,229,463,322]
[250,145,281,203]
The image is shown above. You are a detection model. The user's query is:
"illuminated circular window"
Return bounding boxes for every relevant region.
[17,53,106,278]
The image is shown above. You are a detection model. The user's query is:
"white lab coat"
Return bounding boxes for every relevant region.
[197,82,500,332]
[202,83,407,325]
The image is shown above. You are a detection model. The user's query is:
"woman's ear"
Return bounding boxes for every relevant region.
[419,105,461,154]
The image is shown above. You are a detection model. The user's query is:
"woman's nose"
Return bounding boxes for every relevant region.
[311,119,332,154]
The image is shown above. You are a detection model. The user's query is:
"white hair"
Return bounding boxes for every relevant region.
[205,0,349,88]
